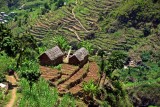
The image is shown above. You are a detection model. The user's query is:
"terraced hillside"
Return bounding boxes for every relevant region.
[29,0,122,46]
[40,62,99,95]
[29,0,155,56]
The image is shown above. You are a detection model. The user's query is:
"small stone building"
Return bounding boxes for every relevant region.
[69,47,88,66]
[39,46,64,66]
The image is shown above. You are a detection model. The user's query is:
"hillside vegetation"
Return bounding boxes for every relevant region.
[0,0,160,107]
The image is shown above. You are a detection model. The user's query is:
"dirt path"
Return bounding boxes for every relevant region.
[68,28,81,41]
[72,0,89,32]
[5,75,17,107]
[71,0,89,40]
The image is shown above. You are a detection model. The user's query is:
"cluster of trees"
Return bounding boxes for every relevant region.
[0,24,39,68]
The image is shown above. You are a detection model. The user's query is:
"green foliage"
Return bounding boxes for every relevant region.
[140,51,151,62]
[120,62,160,83]
[158,61,160,67]
[143,27,151,37]
[52,36,70,51]
[83,80,99,96]
[113,31,121,37]
[16,33,39,68]
[106,51,127,74]
[55,0,65,9]
[102,80,132,107]
[44,2,51,10]
[19,78,76,107]
[0,89,3,100]
[54,64,62,70]
[19,78,58,107]
[78,41,94,55]
[104,0,160,32]
[59,94,76,107]
[38,46,47,55]
[18,60,40,87]
[0,24,18,57]
[128,79,160,106]
[0,73,5,83]
[0,52,16,82]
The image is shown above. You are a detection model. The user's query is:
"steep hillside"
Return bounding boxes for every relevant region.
[25,0,160,60]
[1,0,160,106]
[28,0,122,46]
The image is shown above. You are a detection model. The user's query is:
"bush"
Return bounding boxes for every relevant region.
[111,0,160,27]
[143,27,151,37]
[19,78,76,107]
[18,60,40,88]
[140,51,151,62]
[84,32,96,40]
[54,64,62,70]
[83,80,99,96]
[59,94,76,107]
[78,41,94,55]
[0,73,5,82]
[19,78,58,107]
[158,61,160,67]
[0,52,15,74]
[52,36,70,51]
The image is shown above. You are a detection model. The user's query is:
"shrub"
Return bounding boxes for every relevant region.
[18,60,40,88]
[83,80,99,96]
[157,61,160,67]
[19,78,58,107]
[59,94,76,107]
[19,78,76,107]
[0,73,5,82]
[52,36,70,51]
[140,51,151,62]
[54,64,62,70]
[143,27,151,37]
[84,32,96,40]
[78,41,94,55]
[113,31,121,37]
[0,52,15,75]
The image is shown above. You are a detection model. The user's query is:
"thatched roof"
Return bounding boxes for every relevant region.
[73,47,88,61]
[45,46,64,60]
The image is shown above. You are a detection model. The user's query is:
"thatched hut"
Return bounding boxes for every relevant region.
[69,47,88,66]
[39,46,64,66]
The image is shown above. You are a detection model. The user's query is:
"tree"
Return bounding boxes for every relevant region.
[78,41,94,55]
[0,24,18,57]
[44,2,50,10]
[19,60,40,89]
[97,50,127,87]
[55,0,64,9]
[0,24,39,68]
[16,32,39,68]
[84,31,96,40]
[106,51,127,76]
[52,36,70,51]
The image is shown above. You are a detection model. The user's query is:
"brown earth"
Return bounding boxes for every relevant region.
[40,62,99,95]
[5,75,17,107]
